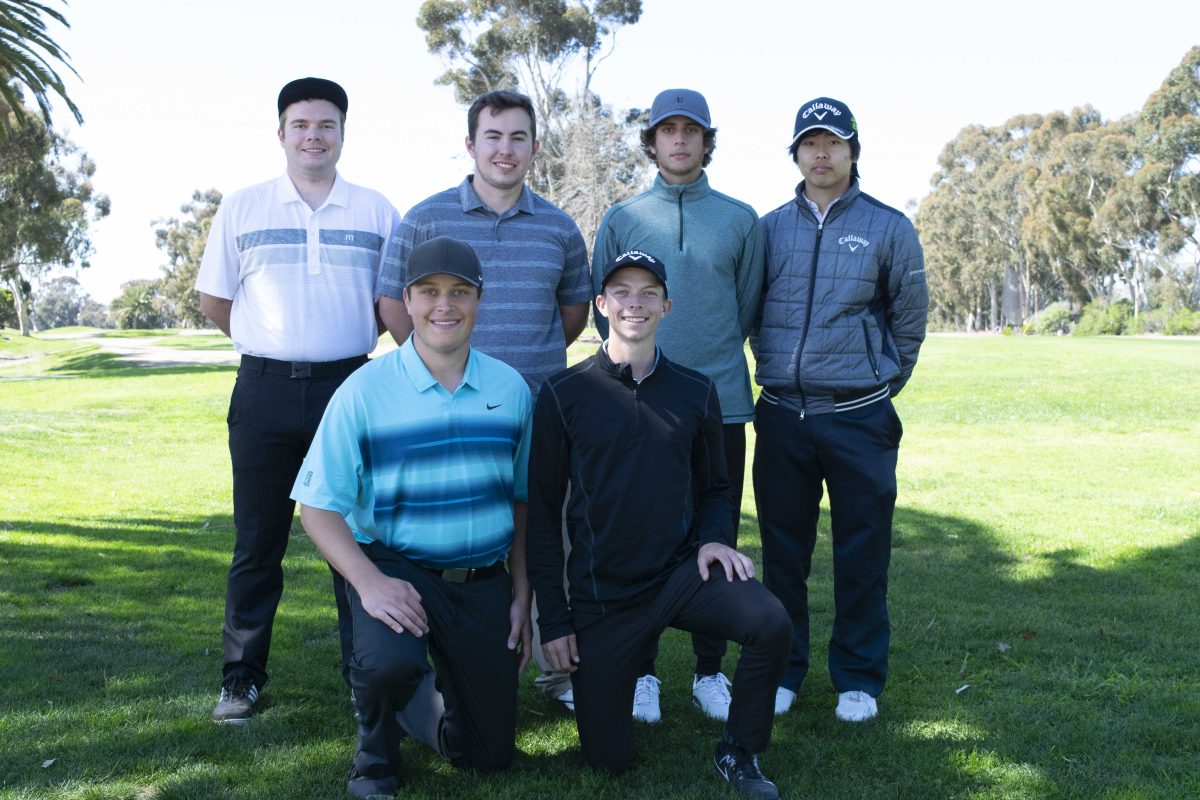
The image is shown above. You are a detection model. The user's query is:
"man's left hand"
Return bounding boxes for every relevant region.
[508,593,533,673]
[698,542,755,582]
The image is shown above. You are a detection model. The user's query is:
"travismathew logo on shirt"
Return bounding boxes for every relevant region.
[839,234,871,252]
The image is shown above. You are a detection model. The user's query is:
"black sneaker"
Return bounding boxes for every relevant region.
[713,740,780,799]
[212,675,258,724]
[346,765,397,799]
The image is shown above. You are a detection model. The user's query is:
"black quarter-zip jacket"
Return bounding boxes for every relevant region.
[527,344,734,643]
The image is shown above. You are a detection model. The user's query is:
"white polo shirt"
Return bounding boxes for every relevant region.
[196,173,400,362]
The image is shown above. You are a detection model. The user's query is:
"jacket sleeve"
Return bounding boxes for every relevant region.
[590,209,618,340]
[747,215,772,358]
[690,381,735,547]
[885,216,928,396]
[735,211,766,341]
[526,382,574,643]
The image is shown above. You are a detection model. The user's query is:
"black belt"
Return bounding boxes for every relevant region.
[240,354,368,379]
[424,562,506,584]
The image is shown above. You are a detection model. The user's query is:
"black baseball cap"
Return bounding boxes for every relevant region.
[277,77,348,116]
[600,250,668,297]
[789,97,856,147]
[405,237,484,289]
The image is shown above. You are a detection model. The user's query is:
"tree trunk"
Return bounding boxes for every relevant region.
[7,277,31,337]
[988,280,1000,329]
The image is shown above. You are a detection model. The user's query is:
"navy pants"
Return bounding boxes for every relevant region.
[347,544,518,780]
[222,357,363,687]
[572,558,790,774]
[752,396,901,697]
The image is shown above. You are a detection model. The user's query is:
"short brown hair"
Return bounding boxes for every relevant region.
[467,90,537,142]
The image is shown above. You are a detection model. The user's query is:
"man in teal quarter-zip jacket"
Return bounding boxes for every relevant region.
[591,89,764,725]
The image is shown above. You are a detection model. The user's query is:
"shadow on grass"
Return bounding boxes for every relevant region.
[1,507,1197,798]
[46,349,234,378]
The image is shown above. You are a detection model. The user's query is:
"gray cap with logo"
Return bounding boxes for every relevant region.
[648,89,712,129]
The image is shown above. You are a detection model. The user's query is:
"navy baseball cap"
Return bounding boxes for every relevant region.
[405,237,484,289]
[600,250,668,297]
[648,89,711,129]
[789,97,857,147]
[277,77,348,116]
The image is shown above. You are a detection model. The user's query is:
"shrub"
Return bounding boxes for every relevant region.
[1074,300,1132,336]
[1164,308,1200,335]
[1027,303,1073,335]
[1131,306,1171,334]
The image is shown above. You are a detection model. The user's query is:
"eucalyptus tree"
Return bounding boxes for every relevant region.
[0,100,107,336]
[153,189,222,328]
[415,0,648,241]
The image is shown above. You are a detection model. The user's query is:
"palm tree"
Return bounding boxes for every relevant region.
[0,0,82,137]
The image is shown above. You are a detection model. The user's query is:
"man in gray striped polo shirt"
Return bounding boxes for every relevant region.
[377,89,591,394]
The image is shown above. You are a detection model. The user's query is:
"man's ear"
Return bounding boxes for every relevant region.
[595,293,609,319]
[662,298,672,316]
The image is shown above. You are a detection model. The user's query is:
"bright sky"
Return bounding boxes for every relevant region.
[47,0,1197,303]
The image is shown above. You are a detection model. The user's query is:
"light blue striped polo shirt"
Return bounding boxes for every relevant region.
[291,337,533,568]
[379,177,592,393]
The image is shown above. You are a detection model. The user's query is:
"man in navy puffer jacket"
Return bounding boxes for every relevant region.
[753,97,927,723]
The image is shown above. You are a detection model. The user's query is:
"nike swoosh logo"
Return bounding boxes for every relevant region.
[487,403,502,410]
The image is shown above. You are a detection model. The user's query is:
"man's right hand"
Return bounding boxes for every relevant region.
[542,633,580,673]
[359,573,429,637]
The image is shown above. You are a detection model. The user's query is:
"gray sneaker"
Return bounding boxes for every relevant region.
[212,676,258,724]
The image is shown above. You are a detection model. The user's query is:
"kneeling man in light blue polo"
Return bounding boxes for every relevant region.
[292,236,533,799]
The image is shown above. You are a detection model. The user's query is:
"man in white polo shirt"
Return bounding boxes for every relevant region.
[196,76,401,723]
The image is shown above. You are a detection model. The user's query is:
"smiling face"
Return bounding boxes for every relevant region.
[277,99,344,181]
[652,114,708,185]
[466,106,539,199]
[403,273,481,360]
[596,267,671,346]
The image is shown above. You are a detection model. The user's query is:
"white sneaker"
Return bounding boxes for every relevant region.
[774,687,796,715]
[835,690,878,722]
[632,674,662,723]
[556,687,575,712]
[692,673,732,720]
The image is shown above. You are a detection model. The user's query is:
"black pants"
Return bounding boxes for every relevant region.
[572,558,790,774]
[347,544,518,779]
[641,423,746,677]
[221,357,363,687]
[752,396,901,697]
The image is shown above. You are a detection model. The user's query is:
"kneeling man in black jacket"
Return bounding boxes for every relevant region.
[527,250,790,800]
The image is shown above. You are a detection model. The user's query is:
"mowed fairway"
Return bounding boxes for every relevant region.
[1,333,1197,799]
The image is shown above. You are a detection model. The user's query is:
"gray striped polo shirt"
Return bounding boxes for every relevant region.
[380,177,591,394]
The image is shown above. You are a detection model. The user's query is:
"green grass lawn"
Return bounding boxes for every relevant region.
[1,333,1197,799]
